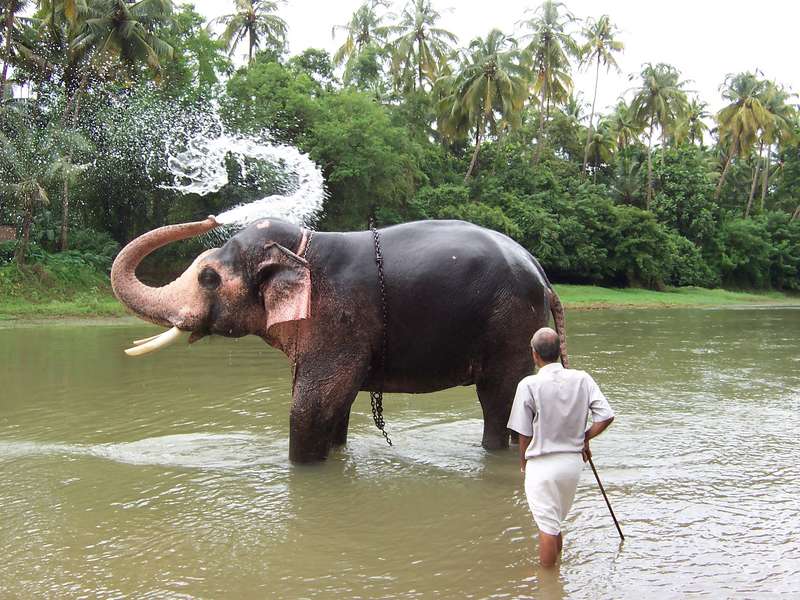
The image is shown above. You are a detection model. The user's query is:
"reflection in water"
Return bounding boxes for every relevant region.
[1,307,799,598]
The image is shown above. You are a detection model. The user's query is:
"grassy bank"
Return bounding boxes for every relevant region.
[0,257,125,320]
[1,259,796,320]
[555,284,797,309]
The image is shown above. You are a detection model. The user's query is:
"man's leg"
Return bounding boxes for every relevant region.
[538,532,560,568]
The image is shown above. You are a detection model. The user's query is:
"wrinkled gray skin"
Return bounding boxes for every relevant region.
[111,217,568,463]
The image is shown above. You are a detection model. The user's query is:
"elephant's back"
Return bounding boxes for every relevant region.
[375,220,549,390]
[380,220,547,300]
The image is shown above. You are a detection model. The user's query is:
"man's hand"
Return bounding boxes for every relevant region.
[518,434,532,475]
[583,416,613,462]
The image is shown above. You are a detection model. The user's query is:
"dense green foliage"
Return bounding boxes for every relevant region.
[1,0,799,295]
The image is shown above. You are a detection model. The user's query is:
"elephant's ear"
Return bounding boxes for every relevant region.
[257,243,311,334]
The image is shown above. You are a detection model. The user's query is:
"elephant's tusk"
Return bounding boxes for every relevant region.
[132,333,163,346]
[125,326,187,356]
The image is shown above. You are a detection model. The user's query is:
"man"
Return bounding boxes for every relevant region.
[507,327,615,567]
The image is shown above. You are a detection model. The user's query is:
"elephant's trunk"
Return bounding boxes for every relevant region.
[111,216,220,328]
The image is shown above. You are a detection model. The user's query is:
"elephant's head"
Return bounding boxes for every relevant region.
[111,217,311,356]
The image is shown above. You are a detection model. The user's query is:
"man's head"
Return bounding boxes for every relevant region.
[531,327,561,367]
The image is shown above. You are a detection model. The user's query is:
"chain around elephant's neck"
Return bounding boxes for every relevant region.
[369,220,392,446]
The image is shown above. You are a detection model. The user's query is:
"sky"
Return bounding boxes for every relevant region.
[191,0,800,116]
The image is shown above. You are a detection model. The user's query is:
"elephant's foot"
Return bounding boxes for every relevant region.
[288,403,338,463]
[481,424,510,450]
[289,438,332,463]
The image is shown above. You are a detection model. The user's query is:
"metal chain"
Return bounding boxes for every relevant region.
[369,219,392,446]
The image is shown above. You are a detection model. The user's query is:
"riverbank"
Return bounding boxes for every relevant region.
[1,279,796,320]
[0,259,125,320]
[555,284,797,310]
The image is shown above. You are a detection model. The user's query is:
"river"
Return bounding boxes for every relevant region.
[1,306,798,598]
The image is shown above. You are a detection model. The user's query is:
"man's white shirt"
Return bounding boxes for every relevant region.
[507,362,614,460]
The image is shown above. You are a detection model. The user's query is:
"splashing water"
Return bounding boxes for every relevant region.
[163,111,326,231]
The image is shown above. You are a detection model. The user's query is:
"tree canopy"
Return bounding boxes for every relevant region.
[0,0,798,292]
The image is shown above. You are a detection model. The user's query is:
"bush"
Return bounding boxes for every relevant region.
[436,202,522,238]
[610,205,673,289]
[763,211,800,290]
[68,228,120,272]
[665,233,719,288]
[412,184,470,217]
[716,218,773,288]
[0,240,16,264]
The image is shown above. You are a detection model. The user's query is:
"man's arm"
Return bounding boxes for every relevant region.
[507,379,535,473]
[519,434,532,473]
[582,373,615,461]
[582,417,613,461]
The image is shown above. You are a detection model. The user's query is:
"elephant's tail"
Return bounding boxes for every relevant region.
[548,288,569,369]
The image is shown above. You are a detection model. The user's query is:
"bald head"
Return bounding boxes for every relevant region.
[531,327,561,363]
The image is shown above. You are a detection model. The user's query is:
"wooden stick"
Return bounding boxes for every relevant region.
[588,456,624,540]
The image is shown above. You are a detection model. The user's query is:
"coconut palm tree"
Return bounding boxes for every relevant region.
[752,82,796,214]
[214,0,286,65]
[43,0,175,249]
[607,100,641,150]
[520,0,579,163]
[72,0,175,73]
[579,14,623,175]
[714,72,769,202]
[332,0,390,72]
[0,103,89,263]
[437,29,528,181]
[388,0,457,91]
[629,62,689,208]
[671,97,710,147]
[613,150,643,205]
[1,0,32,99]
[584,119,616,182]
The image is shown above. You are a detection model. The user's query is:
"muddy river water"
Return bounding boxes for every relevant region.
[1,306,798,598]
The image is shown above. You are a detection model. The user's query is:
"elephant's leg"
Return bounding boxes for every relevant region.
[332,403,353,447]
[476,355,533,451]
[289,360,365,463]
[476,376,514,450]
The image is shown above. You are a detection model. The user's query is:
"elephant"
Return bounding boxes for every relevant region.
[110,216,569,463]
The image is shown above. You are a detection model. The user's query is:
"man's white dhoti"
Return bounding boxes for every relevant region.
[524,452,584,535]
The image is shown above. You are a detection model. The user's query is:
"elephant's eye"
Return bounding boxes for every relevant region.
[198,267,222,290]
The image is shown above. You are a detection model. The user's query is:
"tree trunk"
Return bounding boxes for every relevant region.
[59,71,88,251]
[582,55,600,176]
[15,204,32,265]
[760,144,770,212]
[464,115,483,182]
[417,36,424,90]
[745,142,763,218]
[645,117,654,209]
[533,76,547,165]
[249,29,254,64]
[791,203,800,222]
[1,6,15,99]
[715,152,732,201]
[60,177,71,250]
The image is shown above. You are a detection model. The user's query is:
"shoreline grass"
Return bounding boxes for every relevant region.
[555,284,798,310]
[1,283,796,321]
